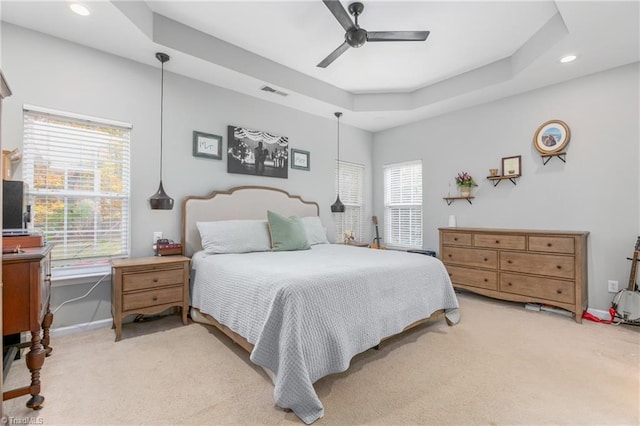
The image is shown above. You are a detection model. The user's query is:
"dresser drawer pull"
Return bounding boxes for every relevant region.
[495,240,500,244]
[557,289,562,294]
[557,265,562,269]
[547,243,552,247]
[484,258,488,262]
[153,278,159,283]
[484,278,488,282]
[448,254,452,258]
[152,295,158,301]
[507,260,512,264]
[507,282,512,286]
[453,237,458,241]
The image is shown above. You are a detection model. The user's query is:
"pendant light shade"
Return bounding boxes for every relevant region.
[331,111,345,213]
[149,52,174,210]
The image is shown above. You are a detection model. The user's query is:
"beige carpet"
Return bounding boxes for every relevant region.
[3,292,639,425]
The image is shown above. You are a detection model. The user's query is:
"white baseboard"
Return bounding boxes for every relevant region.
[51,318,112,338]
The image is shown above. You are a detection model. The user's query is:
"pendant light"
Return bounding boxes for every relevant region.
[331,111,345,213]
[149,52,174,210]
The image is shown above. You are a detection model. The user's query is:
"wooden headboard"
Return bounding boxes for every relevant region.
[181,186,320,257]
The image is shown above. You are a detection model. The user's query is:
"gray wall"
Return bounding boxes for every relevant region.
[1,24,373,328]
[373,62,640,312]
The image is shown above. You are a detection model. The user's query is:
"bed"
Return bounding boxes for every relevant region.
[182,185,460,424]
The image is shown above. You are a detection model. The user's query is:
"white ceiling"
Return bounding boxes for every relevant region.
[1,1,638,132]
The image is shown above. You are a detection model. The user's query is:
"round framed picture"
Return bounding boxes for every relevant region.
[533,120,570,154]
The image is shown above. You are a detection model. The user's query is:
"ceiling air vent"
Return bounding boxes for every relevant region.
[260,86,288,97]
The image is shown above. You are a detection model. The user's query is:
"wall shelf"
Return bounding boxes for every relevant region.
[486,175,520,186]
[443,196,474,205]
[541,152,566,165]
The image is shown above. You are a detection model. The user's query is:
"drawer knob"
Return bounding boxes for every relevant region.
[454,237,458,241]
[507,282,513,286]
[557,289,562,294]
[153,295,158,301]
[153,278,158,283]
[507,260,512,264]
[547,243,552,247]
[557,265,562,269]
[484,258,488,262]
[448,254,452,258]
[495,240,500,244]
[484,278,488,282]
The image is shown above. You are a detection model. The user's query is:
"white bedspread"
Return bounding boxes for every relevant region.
[191,244,459,424]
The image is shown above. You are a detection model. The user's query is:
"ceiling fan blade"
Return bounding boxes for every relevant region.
[317,41,350,68]
[367,31,430,42]
[322,0,355,32]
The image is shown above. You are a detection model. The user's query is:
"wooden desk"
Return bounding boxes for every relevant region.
[2,245,53,409]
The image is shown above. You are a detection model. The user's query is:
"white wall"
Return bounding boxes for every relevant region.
[1,24,373,327]
[373,62,640,312]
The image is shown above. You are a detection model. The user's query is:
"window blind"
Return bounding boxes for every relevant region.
[334,160,365,242]
[22,107,131,268]
[383,160,422,248]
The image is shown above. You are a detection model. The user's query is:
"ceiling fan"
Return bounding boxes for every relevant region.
[318,0,430,68]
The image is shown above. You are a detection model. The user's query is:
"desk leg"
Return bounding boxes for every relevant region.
[41,304,53,357]
[25,329,45,410]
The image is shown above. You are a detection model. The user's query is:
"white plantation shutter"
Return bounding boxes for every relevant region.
[384,160,422,248]
[334,160,364,242]
[22,107,131,268]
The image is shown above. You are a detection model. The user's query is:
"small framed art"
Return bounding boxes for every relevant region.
[291,149,310,171]
[193,131,222,160]
[502,155,521,177]
[533,120,570,154]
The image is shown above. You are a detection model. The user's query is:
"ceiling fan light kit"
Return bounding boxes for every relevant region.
[318,0,430,68]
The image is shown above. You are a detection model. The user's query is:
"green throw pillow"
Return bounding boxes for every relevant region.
[267,210,310,251]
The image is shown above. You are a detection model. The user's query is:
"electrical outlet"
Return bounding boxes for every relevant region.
[607,280,619,293]
[153,231,163,244]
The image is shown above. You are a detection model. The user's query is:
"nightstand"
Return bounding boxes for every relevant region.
[111,256,190,341]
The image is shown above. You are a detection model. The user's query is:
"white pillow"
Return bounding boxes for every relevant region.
[300,216,329,245]
[196,220,271,254]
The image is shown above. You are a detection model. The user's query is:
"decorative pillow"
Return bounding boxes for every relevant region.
[300,216,329,245]
[196,220,271,254]
[267,210,310,251]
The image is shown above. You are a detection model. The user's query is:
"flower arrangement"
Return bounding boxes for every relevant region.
[455,172,477,187]
[343,230,356,244]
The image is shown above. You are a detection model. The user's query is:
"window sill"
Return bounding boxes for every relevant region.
[52,265,111,287]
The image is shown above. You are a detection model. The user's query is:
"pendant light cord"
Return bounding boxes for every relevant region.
[159,59,164,181]
[336,112,342,197]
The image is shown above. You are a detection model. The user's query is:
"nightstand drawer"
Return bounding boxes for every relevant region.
[123,268,184,292]
[122,286,183,311]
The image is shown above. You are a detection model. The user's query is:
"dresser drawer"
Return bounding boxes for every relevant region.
[123,268,184,292]
[500,272,575,304]
[442,232,472,246]
[442,246,497,269]
[122,285,183,311]
[446,265,498,290]
[474,234,525,250]
[528,236,575,254]
[500,252,574,279]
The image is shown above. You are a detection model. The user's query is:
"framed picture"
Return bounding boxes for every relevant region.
[227,126,288,179]
[193,131,222,160]
[533,120,570,154]
[502,155,522,177]
[290,149,310,171]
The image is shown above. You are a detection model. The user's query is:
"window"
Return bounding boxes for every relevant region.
[22,106,131,271]
[334,160,365,242]
[384,160,422,249]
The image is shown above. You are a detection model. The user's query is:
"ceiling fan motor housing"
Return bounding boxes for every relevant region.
[346,28,367,47]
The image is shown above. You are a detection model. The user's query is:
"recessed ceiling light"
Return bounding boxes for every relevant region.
[70,3,90,16]
[560,55,577,64]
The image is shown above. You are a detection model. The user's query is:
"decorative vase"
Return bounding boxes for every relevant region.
[459,186,471,197]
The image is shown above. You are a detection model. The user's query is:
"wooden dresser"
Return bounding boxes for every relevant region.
[111,256,190,341]
[2,244,53,409]
[439,228,589,323]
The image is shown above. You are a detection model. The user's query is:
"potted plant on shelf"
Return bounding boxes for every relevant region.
[455,171,477,197]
